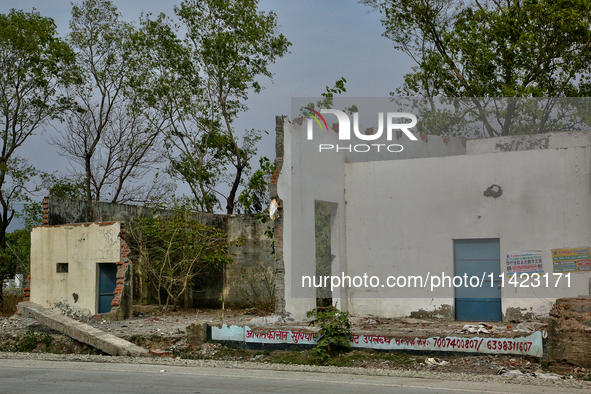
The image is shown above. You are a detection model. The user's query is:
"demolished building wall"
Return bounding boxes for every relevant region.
[42,197,275,308]
[273,115,468,319]
[30,222,132,319]
[274,113,591,321]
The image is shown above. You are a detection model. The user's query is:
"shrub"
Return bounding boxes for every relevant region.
[0,291,23,316]
[307,306,352,364]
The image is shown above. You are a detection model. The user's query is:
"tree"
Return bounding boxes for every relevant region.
[127,214,231,309]
[236,156,275,214]
[1,200,42,282]
[130,13,216,212]
[55,0,171,205]
[0,10,77,282]
[362,0,591,136]
[170,0,291,214]
[42,174,86,200]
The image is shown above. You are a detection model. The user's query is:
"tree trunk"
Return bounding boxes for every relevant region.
[226,165,243,214]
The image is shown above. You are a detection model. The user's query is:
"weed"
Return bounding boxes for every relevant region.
[16,332,52,352]
[307,306,352,365]
[128,334,145,345]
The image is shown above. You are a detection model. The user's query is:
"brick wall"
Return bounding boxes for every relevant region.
[111,222,132,320]
[270,116,286,315]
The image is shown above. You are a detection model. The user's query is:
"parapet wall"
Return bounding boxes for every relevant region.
[467,130,591,154]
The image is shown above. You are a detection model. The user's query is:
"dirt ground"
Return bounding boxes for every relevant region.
[1,307,588,382]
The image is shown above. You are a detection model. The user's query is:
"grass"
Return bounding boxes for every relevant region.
[17,332,52,352]
[173,344,422,368]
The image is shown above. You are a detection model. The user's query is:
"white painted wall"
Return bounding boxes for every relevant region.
[345,145,591,319]
[279,113,591,320]
[279,118,347,319]
[30,223,121,316]
[279,117,468,319]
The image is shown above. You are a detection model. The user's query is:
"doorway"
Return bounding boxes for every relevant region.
[454,239,502,321]
[98,263,118,314]
[315,201,335,308]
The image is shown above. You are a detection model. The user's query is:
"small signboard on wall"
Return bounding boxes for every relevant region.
[505,250,543,275]
[552,247,591,273]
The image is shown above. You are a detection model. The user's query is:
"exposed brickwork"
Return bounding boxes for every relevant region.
[108,222,132,320]
[548,297,591,367]
[42,197,49,225]
[270,116,287,315]
[23,275,31,301]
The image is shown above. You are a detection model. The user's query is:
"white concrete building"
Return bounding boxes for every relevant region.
[273,116,591,321]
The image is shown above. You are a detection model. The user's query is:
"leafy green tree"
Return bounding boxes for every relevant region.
[0,9,78,287]
[237,156,275,214]
[169,0,291,214]
[362,0,591,136]
[131,13,218,212]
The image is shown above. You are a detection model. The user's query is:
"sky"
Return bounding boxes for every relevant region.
[0,0,415,229]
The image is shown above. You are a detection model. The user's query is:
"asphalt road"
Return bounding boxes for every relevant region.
[0,359,584,394]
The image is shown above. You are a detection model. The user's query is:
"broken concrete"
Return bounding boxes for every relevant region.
[17,301,148,357]
[186,323,209,347]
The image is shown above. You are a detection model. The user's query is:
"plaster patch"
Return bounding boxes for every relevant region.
[484,184,503,198]
[409,304,454,320]
[505,307,539,321]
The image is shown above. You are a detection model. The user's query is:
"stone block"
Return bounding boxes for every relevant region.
[186,323,209,346]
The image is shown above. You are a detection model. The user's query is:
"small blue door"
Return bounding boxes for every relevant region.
[454,239,502,321]
[98,263,117,313]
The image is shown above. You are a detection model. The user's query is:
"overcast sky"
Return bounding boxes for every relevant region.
[1,0,414,228]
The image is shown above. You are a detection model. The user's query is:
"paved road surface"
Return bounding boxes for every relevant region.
[0,359,584,394]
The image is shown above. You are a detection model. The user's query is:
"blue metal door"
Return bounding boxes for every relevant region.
[454,239,502,321]
[98,263,117,314]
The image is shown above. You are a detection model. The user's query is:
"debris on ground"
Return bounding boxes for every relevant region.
[425,357,449,366]
[459,323,490,334]
[2,307,590,383]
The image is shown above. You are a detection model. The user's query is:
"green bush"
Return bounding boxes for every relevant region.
[307,307,352,364]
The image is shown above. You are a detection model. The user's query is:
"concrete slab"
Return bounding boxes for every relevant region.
[17,301,148,357]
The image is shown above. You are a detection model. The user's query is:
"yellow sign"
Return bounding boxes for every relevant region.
[551,247,591,273]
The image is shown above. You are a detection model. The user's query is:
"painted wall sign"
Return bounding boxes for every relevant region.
[505,250,543,275]
[552,247,591,273]
[211,325,544,358]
